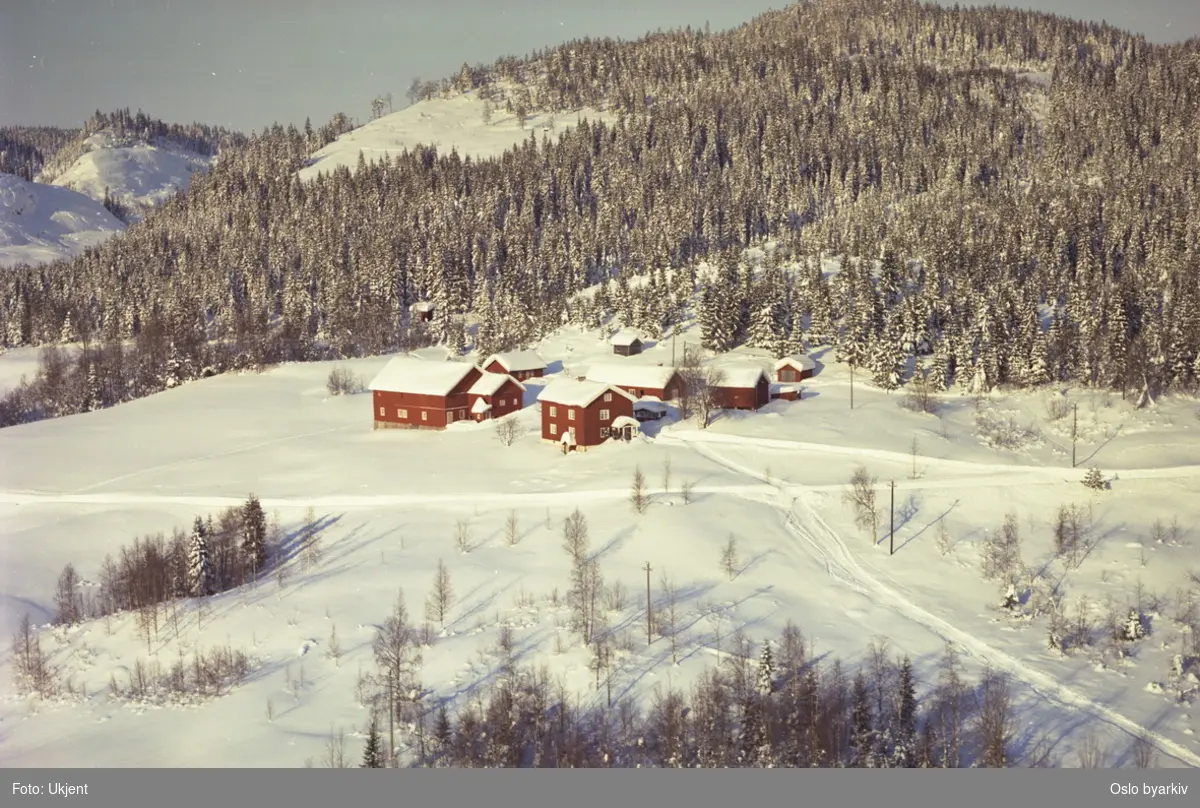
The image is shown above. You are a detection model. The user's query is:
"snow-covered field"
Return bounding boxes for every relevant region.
[1,324,1199,768]
[299,90,615,181]
[48,133,214,216]
[0,173,126,269]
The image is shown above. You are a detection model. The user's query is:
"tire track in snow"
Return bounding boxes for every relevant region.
[664,428,1200,480]
[683,436,1200,768]
[790,493,1200,768]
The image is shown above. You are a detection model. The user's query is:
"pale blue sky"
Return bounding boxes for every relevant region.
[1,0,1197,133]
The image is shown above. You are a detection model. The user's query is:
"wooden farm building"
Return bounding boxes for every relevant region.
[770,383,803,402]
[539,378,637,451]
[774,355,816,382]
[609,329,644,356]
[467,371,526,422]
[712,367,771,411]
[368,357,521,429]
[482,350,546,381]
[410,301,435,322]
[584,363,683,402]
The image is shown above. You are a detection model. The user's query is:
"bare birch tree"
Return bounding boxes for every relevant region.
[843,466,880,543]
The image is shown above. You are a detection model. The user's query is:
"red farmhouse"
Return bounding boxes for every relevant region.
[713,367,771,410]
[482,350,546,381]
[368,357,520,429]
[539,378,636,451]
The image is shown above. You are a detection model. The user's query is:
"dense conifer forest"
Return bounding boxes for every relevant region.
[2,0,1199,428]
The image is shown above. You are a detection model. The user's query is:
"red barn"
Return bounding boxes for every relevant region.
[539,378,636,451]
[774,355,816,382]
[369,357,502,429]
[482,350,545,381]
[467,371,526,422]
[584,363,683,402]
[712,367,771,410]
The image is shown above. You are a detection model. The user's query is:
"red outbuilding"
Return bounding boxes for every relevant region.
[584,362,683,403]
[712,367,771,410]
[482,350,546,381]
[774,355,816,382]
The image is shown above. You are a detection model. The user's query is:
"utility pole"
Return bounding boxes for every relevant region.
[889,480,896,556]
[1071,402,1078,468]
[644,562,653,646]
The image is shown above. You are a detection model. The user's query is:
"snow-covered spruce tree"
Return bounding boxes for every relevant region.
[1121,608,1145,642]
[241,495,269,577]
[187,516,214,597]
[756,641,776,696]
[891,656,917,768]
[1082,467,1106,491]
[362,718,384,768]
[850,671,876,767]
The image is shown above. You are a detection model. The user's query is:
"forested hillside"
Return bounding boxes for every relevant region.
[2,0,1198,427]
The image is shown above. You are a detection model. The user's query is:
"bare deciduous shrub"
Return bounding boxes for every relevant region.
[494,417,522,446]
[326,366,364,396]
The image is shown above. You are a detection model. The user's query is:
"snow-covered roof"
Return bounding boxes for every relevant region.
[483,350,544,373]
[540,377,636,408]
[634,400,669,412]
[410,301,435,312]
[585,362,678,390]
[713,366,770,388]
[771,383,802,393]
[468,370,525,397]
[609,329,643,347]
[408,346,453,362]
[559,430,577,446]
[611,415,640,430]
[774,355,816,372]
[471,398,491,415]
[367,357,476,396]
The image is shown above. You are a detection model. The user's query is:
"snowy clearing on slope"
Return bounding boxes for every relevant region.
[49,133,214,217]
[0,173,126,269]
[298,90,614,181]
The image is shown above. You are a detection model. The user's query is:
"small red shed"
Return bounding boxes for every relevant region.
[774,355,816,383]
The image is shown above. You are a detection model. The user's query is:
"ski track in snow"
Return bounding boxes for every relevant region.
[676,435,1200,769]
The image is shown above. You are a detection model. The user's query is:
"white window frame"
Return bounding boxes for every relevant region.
[568,409,576,421]
[599,409,610,421]
[378,406,385,416]
[549,405,557,417]
[604,392,612,402]
[398,408,407,419]
[600,426,610,438]
[447,411,454,424]
[421,411,428,421]
[550,423,558,435]
[569,426,576,438]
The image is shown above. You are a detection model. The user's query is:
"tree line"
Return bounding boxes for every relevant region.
[2,0,1198,427]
